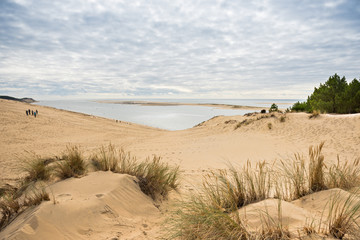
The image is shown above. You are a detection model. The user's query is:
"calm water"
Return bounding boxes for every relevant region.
[34,99,299,130]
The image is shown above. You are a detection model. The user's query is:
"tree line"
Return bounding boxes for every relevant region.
[291,73,360,114]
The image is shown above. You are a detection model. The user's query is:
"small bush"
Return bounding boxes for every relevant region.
[261,109,266,114]
[267,122,272,129]
[269,103,278,112]
[280,115,286,122]
[55,146,87,179]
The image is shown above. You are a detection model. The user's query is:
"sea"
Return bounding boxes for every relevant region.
[33,99,300,131]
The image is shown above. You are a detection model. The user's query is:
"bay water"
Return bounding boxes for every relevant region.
[34,99,299,130]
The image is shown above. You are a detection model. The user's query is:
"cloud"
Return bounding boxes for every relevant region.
[0,0,359,99]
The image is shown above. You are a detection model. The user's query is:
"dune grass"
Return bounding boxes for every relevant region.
[91,144,179,200]
[169,143,360,239]
[0,186,49,231]
[55,145,87,179]
[326,190,360,239]
[23,155,52,183]
[91,144,119,172]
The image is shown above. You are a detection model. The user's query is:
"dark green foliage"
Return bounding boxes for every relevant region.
[261,109,266,113]
[291,101,311,112]
[269,103,278,112]
[291,74,360,114]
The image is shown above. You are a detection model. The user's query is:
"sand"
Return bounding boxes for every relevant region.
[1,99,360,239]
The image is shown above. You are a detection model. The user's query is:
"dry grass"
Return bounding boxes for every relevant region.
[326,190,360,239]
[91,145,180,200]
[309,142,326,192]
[0,186,49,231]
[258,200,291,240]
[202,161,271,212]
[134,156,180,200]
[91,144,119,172]
[23,155,52,182]
[277,153,308,200]
[168,196,249,240]
[327,157,360,190]
[55,145,87,179]
[267,122,272,129]
[279,115,286,122]
[309,110,320,119]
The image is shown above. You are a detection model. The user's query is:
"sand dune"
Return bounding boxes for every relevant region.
[1,99,360,239]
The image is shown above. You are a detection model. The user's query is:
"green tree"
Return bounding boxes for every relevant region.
[344,78,360,113]
[308,74,347,113]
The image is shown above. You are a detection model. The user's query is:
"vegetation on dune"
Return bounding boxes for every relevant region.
[55,145,87,179]
[168,143,360,239]
[91,144,180,200]
[290,73,360,114]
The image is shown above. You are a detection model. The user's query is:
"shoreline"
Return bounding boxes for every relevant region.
[96,100,265,110]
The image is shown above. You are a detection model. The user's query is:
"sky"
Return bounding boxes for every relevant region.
[0,0,359,100]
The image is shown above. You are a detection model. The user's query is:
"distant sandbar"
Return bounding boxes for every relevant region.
[97,100,263,110]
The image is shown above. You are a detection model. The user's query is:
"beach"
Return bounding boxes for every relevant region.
[1,99,360,239]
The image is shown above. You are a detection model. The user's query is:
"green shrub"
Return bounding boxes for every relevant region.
[269,103,278,112]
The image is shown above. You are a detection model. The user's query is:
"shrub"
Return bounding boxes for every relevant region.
[55,146,87,179]
[269,103,278,112]
[261,109,266,114]
[267,122,272,129]
[291,101,310,112]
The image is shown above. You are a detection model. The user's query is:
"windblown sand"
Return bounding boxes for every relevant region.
[1,99,360,239]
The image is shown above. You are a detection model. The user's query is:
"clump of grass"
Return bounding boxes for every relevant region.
[234,119,254,130]
[309,110,320,119]
[326,190,360,239]
[267,122,273,129]
[55,145,87,179]
[91,145,179,200]
[279,115,286,122]
[135,156,179,200]
[327,157,360,190]
[23,155,51,182]
[277,153,308,200]
[0,186,49,231]
[309,142,327,192]
[91,144,119,172]
[168,196,249,240]
[0,194,20,230]
[259,200,291,240]
[201,161,271,212]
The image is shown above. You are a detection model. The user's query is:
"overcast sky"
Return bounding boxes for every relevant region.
[0,0,359,100]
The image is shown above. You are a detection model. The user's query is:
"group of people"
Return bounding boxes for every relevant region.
[26,109,38,118]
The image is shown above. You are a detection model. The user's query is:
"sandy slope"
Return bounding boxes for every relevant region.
[1,99,360,239]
